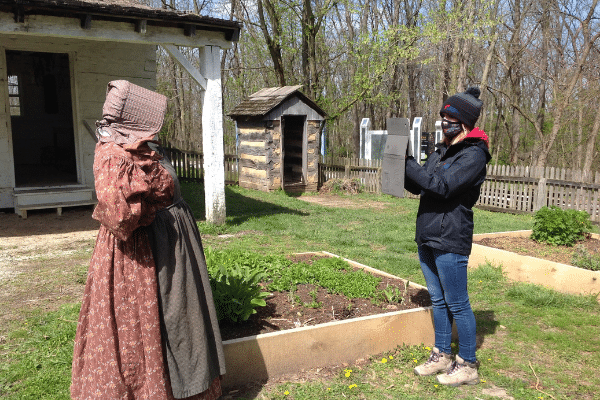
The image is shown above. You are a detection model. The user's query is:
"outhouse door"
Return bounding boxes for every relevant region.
[281,115,307,189]
[6,50,77,188]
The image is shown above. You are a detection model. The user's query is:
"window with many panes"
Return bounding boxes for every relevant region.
[8,75,21,116]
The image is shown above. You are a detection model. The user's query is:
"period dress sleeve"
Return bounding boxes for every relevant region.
[92,142,174,241]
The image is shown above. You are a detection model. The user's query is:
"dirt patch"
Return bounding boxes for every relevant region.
[298,194,389,209]
[0,206,98,335]
[0,206,99,238]
[0,206,98,283]
[476,235,600,266]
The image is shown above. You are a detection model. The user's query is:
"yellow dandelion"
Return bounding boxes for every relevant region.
[348,384,357,389]
[327,388,331,391]
[412,358,418,363]
[389,355,394,360]
[481,379,487,383]
[434,384,438,388]
[381,358,388,363]
[284,390,289,396]
[345,372,351,377]
[424,346,431,351]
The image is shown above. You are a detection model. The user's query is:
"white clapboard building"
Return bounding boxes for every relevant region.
[0,0,240,222]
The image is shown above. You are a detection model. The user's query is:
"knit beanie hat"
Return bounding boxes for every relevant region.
[439,87,483,129]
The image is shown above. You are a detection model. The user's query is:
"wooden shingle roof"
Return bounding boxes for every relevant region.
[229,85,327,118]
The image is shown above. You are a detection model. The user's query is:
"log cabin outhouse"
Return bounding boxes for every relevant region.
[0,0,240,221]
[229,86,326,192]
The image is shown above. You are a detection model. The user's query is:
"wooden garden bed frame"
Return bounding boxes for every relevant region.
[470,230,600,300]
[221,252,434,388]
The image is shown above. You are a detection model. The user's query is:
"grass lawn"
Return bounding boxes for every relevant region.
[1,183,599,400]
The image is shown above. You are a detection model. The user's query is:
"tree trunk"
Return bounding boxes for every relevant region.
[478,30,499,130]
[257,0,286,86]
[575,105,583,170]
[582,104,600,172]
[535,0,600,167]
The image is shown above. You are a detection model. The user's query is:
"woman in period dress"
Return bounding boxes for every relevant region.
[71,80,225,399]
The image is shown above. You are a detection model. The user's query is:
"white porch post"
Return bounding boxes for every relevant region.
[199,45,226,225]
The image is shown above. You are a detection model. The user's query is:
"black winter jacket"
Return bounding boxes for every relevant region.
[405,131,491,256]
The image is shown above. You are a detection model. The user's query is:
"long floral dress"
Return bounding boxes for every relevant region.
[71,141,222,400]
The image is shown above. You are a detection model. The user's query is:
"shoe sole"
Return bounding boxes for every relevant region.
[414,367,450,376]
[444,378,480,387]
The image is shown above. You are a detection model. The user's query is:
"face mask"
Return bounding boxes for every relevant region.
[442,119,463,138]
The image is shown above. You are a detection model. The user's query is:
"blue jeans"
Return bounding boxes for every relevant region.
[418,245,477,363]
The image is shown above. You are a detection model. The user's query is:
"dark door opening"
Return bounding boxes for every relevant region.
[282,115,306,186]
[6,50,77,187]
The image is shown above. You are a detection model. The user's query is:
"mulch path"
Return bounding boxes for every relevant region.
[476,234,600,266]
[219,254,431,341]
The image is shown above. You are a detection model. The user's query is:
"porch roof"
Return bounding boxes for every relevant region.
[0,0,241,42]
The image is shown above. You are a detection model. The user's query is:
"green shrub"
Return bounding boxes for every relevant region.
[530,206,591,246]
[571,245,600,271]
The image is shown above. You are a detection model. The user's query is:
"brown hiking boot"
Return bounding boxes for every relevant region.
[413,347,453,376]
[436,355,480,386]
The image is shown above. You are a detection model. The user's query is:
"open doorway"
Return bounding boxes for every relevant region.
[6,50,77,187]
[282,115,306,187]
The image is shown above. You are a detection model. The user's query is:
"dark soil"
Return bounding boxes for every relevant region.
[218,253,431,341]
[476,235,600,266]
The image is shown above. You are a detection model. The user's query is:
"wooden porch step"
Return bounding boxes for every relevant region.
[13,186,96,219]
[15,199,97,219]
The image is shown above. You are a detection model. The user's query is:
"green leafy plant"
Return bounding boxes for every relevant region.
[530,206,591,246]
[380,286,403,303]
[204,247,273,323]
[266,257,382,299]
[379,281,410,304]
[209,263,270,323]
[303,288,323,308]
[571,244,600,271]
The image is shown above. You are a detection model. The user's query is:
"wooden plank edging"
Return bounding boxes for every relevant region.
[469,231,600,301]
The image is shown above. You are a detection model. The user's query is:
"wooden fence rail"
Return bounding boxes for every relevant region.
[162,147,600,222]
[479,164,600,222]
[163,146,239,184]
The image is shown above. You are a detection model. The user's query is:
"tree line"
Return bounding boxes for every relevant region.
[150,0,600,171]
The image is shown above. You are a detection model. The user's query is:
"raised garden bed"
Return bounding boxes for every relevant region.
[219,252,434,388]
[470,230,600,300]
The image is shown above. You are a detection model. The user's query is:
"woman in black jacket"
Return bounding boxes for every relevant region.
[405,87,491,387]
